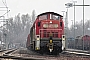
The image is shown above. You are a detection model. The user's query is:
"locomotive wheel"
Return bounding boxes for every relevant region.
[30,44,33,51]
[39,49,43,55]
[40,46,47,55]
[53,49,59,55]
[53,52,59,55]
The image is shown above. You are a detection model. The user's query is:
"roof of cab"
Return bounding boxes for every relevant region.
[37,12,63,17]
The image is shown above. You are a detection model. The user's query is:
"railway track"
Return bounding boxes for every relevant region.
[0,48,90,60]
[0,49,17,60]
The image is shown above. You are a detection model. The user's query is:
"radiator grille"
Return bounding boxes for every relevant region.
[39,29,62,38]
[43,31,58,38]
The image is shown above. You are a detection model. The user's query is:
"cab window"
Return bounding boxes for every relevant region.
[39,14,47,20]
[50,14,60,20]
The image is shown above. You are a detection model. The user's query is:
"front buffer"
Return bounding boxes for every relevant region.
[34,35,66,55]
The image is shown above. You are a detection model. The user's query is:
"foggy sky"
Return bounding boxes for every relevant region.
[0,0,90,27]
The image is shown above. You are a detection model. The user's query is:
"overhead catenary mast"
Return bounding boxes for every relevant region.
[0,0,10,49]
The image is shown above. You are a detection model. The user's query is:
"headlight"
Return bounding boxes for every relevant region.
[36,35,40,40]
[37,38,40,40]
[54,24,58,28]
[43,24,48,28]
[62,35,65,40]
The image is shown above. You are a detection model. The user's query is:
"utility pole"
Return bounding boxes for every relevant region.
[82,0,84,50]
[71,20,73,37]
[61,11,65,25]
[61,11,65,17]
[72,1,77,49]
[64,7,71,49]
[4,33,7,49]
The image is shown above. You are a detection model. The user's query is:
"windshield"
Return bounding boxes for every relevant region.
[39,14,47,20]
[50,14,60,20]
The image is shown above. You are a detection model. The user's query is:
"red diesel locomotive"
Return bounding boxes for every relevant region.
[26,12,65,54]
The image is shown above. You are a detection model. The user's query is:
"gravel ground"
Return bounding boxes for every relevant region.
[11,48,90,60]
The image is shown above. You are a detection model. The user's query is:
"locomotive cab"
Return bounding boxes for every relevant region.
[30,12,65,54]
